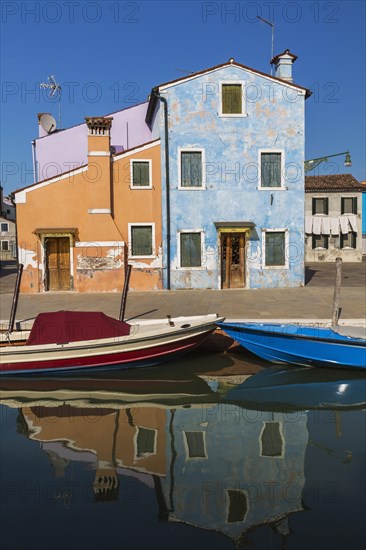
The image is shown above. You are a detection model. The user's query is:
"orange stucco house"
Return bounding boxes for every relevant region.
[15,116,162,293]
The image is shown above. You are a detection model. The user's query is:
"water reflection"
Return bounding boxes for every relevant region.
[1,349,365,549]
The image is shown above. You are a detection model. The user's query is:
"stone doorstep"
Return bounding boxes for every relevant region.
[1,317,365,332]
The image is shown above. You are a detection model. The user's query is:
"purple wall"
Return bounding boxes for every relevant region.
[34,102,152,182]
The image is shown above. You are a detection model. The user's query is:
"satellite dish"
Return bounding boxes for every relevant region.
[40,113,57,133]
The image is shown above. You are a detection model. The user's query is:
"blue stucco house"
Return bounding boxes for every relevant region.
[146,51,311,290]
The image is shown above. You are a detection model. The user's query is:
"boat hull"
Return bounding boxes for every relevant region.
[217,323,366,370]
[0,315,222,375]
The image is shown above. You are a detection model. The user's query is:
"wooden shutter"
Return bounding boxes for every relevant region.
[222,84,242,114]
[132,161,150,187]
[180,233,201,267]
[261,153,281,187]
[131,226,152,256]
[265,232,285,266]
[181,152,202,187]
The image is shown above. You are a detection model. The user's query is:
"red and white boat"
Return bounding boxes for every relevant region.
[0,310,223,376]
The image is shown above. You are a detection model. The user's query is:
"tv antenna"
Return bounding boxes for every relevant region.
[257,16,275,75]
[40,75,62,128]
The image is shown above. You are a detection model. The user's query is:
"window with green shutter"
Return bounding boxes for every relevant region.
[340,231,356,249]
[132,161,150,187]
[180,232,202,267]
[265,231,285,266]
[312,235,329,249]
[131,225,153,256]
[312,197,329,215]
[261,153,282,187]
[180,151,202,187]
[341,197,357,214]
[222,84,242,114]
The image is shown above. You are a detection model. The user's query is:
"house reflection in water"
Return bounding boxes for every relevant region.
[16,401,308,541]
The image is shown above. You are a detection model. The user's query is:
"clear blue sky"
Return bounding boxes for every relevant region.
[1,0,365,196]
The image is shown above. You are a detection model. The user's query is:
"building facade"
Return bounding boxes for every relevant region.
[146,52,310,290]
[15,115,162,293]
[305,174,364,262]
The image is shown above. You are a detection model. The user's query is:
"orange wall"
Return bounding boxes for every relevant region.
[16,141,162,293]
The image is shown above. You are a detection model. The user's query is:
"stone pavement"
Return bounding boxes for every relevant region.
[0,261,365,327]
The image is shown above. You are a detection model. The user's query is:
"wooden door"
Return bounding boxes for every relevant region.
[45,237,70,291]
[221,233,245,289]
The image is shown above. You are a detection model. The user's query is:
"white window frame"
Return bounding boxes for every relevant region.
[1,240,9,251]
[178,148,206,190]
[258,149,286,190]
[134,426,157,460]
[128,223,156,259]
[177,229,204,270]
[0,222,9,232]
[259,421,285,459]
[130,159,153,189]
[219,80,247,118]
[183,430,207,460]
[262,228,289,269]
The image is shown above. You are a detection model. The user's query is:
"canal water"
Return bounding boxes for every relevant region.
[1,344,365,550]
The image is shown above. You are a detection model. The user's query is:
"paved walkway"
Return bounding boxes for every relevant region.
[0,261,365,327]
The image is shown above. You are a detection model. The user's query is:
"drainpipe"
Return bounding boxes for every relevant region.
[31,140,38,183]
[153,92,171,290]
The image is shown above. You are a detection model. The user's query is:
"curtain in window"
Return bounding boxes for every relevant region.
[341,232,356,249]
[132,161,150,186]
[341,197,357,214]
[181,152,202,187]
[222,84,242,114]
[265,232,285,266]
[131,226,152,256]
[312,197,329,215]
[261,153,281,187]
[180,233,201,267]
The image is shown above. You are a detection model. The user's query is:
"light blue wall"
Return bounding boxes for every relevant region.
[153,64,307,289]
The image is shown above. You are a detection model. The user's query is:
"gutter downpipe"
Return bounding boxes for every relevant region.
[154,92,171,290]
[31,140,38,183]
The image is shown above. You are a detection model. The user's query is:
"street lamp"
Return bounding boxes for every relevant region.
[304,151,352,172]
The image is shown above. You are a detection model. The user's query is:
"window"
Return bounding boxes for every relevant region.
[1,223,9,232]
[340,232,356,249]
[136,427,156,458]
[260,422,283,457]
[227,490,248,523]
[180,232,202,267]
[312,197,329,215]
[260,152,282,188]
[341,197,357,214]
[264,231,286,267]
[179,150,203,188]
[129,224,154,257]
[312,235,329,249]
[131,160,151,188]
[1,240,9,251]
[221,83,243,115]
[184,431,206,458]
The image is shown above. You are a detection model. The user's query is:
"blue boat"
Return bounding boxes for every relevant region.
[223,365,366,410]
[216,322,366,370]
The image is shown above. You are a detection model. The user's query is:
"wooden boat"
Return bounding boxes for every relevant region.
[223,365,366,411]
[216,322,366,370]
[0,310,224,375]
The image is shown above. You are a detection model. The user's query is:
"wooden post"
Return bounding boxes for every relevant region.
[119,264,132,322]
[8,263,23,334]
[332,257,342,328]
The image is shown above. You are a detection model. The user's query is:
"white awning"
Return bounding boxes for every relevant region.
[305,216,357,236]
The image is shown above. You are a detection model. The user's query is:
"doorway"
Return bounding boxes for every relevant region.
[221,233,245,289]
[45,237,70,291]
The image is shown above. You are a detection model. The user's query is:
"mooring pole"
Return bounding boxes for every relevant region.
[332,257,342,328]
[8,263,24,334]
[119,264,132,322]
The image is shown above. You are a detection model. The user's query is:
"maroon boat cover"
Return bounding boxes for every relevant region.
[26,311,131,346]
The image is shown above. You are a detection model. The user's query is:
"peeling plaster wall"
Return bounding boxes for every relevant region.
[155,66,306,289]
